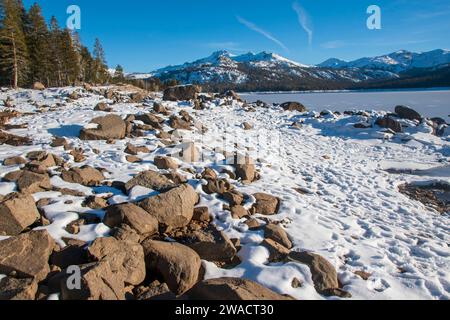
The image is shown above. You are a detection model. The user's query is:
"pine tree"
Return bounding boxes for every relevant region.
[79,45,94,83]
[0,0,30,87]
[25,3,51,85]
[48,16,63,86]
[59,29,80,85]
[113,64,124,81]
[93,38,109,84]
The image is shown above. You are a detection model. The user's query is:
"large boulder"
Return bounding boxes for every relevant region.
[0,230,55,282]
[0,277,38,300]
[252,193,280,215]
[141,240,201,295]
[61,165,104,186]
[138,184,198,229]
[0,193,40,236]
[281,102,307,112]
[103,203,158,236]
[80,114,126,140]
[184,225,237,263]
[60,260,125,300]
[124,170,177,193]
[395,105,422,121]
[87,237,146,286]
[3,170,51,194]
[169,116,191,130]
[184,278,293,300]
[163,85,201,101]
[154,156,179,170]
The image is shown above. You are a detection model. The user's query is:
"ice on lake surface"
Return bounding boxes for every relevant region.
[242,88,450,119]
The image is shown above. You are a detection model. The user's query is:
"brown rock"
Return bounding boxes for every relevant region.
[222,190,244,206]
[138,184,198,229]
[126,155,142,163]
[243,122,253,130]
[79,114,126,140]
[94,102,112,112]
[0,277,38,300]
[136,280,176,300]
[192,207,211,222]
[0,193,40,236]
[288,251,345,297]
[135,113,163,128]
[3,170,51,194]
[281,102,307,112]
[163,85,201,101]
[103,203,158,236]
[87,237,146,286]
[264,223,292,249]
[245,218,261,230]
[32,82,45,90]
[61,165,104,186]
[169,115,191,130]
[3,156,27,166]
[84,196,108,209]
[202,178,232,195]
[261,239,290,262]
[201,168,217,180]
[0,230,55,281]
[50,240,88,269]
[124,143,150,155]
[184,277,293,300]
[154,156,178,170]
[375,116,403,133]
[231,205,248,219]
[124,170,177,193]
[141,240,201,295]
[253,193,280,215]
[0,131,32,146]
[184,225,237,263]
[233,155,255,182]
[60,260,125,300]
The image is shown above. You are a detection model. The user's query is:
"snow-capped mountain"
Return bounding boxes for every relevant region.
[318,49,450,73]
[147,50,398,91]
[127,49,450,91]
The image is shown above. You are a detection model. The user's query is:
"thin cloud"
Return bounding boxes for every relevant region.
[236,16,289,52]
[292,2,313,47]
[321,40,346,49]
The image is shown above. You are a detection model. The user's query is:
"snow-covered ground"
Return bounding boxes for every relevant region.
[0,87,449,300]
[242,89,450,119]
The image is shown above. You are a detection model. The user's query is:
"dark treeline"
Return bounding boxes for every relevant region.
[0,0,109,88]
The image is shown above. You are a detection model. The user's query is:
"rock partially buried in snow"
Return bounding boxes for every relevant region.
[61,165,105,186]
[141,239,201,295]
[32,82,45,90]
[163,85,201,101]
[173,142,201,162]
[252,193,280,215]
[103,203,159,236]
[3,170,52,194]
[3,156,27,166]
[125,170,177,193]
[79,114,126,140]
[233,155,256,183]
[0,192,40,236]
[154,156,179,170]
[281,102,307,112]
[264,223,292,249]
[138,184,198,229]
[184,277,294,300]
[288,251,350,297]
[0,230,55,282]
[375,116,403,133]
[395,105,422,122]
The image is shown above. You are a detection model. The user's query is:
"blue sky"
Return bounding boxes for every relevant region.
[23,0,450,72]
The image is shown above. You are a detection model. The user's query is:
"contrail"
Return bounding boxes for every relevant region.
[292,2,313,47]
[236,16,289,52]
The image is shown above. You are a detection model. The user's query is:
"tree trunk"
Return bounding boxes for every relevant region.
[11,32,18,88]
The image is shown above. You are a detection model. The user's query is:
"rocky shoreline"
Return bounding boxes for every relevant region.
[0,84,448,300]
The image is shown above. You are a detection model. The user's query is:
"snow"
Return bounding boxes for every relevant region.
[0,86,449,300]
[242,89,450,119]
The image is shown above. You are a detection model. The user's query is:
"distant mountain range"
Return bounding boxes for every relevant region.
[127,49,450,91]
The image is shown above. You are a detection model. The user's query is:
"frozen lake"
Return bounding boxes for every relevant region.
[241,88,450,119]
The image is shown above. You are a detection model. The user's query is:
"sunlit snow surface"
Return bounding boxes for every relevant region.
[0,87,449,300]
